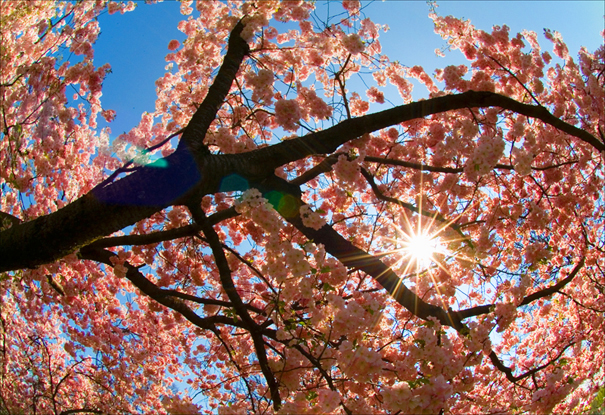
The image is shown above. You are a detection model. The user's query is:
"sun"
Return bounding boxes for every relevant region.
[404,231,440,266]
[382,213,452,275]
[399,229,445,270]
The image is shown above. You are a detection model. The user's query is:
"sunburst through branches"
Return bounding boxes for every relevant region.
[386,216,448,275]
[379,185,478,312]
[402,229,444,269]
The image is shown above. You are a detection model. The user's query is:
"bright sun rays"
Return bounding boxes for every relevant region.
[402,230,443,269]
[381,175,477,279]
[377,186,480,312]
[380,211,455,312]
[386,217,448,275]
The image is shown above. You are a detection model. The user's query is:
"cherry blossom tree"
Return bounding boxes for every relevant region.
[1,1,604,413]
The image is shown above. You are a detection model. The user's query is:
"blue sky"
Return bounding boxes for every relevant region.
[93,1,604,138]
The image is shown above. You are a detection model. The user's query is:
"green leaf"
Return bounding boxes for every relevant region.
[277,300,286,313]
[322,282,335,292]
[306,391,318,401]
[590,385,605,413]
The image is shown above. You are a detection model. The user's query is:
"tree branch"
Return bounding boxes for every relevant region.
[251,90,603,173]
[188,202,282,410]
[178,20,250,157]
[2,90,600,273]
[457,257,585,320]
[0,17,252,273]
[77,246,247,332]
[59,409,104,415]
[290,154,341,186]
[269,178,467,331]
[86,207,238,249]
[161,290,265,315]
[363,156,578,174]
[0,211,21,229]
[364,156,464,174]
[488,342,574,383]
[361,167,455,226]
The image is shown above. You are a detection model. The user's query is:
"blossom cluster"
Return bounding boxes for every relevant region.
[382,375,454,413]
[298,86,333,120]
[333,153,365,189]
[464,132,505,181]
[366,86,385,103]
[342,33,365,55]
[527,201,550,229]
[285,248,311,277]
[494,302,517,332]
[207,126,237,153]
[342,0,361,15]
[107,1,136,15]
[525,242,553,265]
[511,146,534,176]
[299,204,326,230]
[245,69,274,104]
[240,13,269,42]
[235,188,283,235]
[313,244,348,287]
[274,99,301,132]
[338,340,383,382]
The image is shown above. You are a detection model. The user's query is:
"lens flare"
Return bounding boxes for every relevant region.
[403,231,442,268]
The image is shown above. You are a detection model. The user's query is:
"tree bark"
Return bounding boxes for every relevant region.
[0,89,600,273]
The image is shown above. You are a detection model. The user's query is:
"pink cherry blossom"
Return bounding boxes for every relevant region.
[1,1,603,413]
[274,98,301,132]
[342,33,364,55]
[167,39,180,51]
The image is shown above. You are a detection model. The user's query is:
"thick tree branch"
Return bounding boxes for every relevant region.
[0,17,251,272]
[0,211,21,229]
[59,410,104,415]
[250,90,603,173]
[268,179,467,332]
[1,90,599,273]
[362,156,578,174]
[0,188,164,273]
[178,20,250,157]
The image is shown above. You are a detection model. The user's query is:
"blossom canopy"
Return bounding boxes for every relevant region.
[0,0,604,414]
